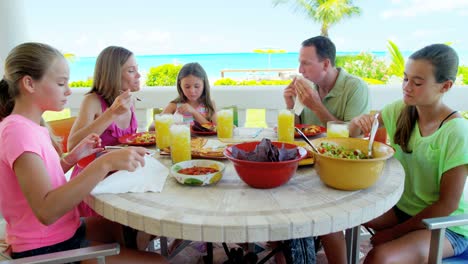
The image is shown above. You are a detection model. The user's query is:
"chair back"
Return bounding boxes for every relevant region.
[47,116,77,152]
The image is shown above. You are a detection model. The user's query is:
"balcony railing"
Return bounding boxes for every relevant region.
[66,85,468,131]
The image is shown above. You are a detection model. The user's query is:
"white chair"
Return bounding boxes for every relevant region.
[423,214,468,264]
[0,219,120,264]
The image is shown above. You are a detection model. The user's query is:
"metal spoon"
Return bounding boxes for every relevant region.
[368,113,380,158]
[295,127,319,153]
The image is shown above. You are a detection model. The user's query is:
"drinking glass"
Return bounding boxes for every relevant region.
[154,114,173,150]
[277,109,294,142]
[170,123,191,164]
[217,109,234,138]
[327,121,349,138]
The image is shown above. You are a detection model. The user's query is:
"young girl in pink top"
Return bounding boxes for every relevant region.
[0,42,166,263]
[162,62,217,124]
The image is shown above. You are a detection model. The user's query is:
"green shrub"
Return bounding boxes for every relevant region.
[146,64,182,86]
[362,78,385,85]
[214,78,238,85]
[336,53,389,83]
[213,78,290,86]
[458,66,468,85]
[69,79,93,87]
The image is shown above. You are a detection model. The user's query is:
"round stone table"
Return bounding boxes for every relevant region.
[85,150,404,263]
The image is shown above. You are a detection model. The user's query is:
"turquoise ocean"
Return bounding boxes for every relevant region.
[69,51,468,82]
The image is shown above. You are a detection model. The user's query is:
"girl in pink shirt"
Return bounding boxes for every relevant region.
[0,42,166,263]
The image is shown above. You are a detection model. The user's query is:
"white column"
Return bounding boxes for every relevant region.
[0,0,28,76]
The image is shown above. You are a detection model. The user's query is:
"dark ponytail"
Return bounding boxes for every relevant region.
[0,78,14,121]
[394,44,458,153]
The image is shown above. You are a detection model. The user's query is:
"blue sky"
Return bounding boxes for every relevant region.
[22,0,468,58]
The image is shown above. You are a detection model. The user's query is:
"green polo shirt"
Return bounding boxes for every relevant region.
[300,68,370,126]
[382,100,468,237]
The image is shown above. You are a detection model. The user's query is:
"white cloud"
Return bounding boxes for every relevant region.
[381,0,468,19]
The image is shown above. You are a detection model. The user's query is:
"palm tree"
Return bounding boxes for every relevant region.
[273,0,361,37]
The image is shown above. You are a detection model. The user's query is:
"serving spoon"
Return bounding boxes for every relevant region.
[368,113,380,158]
[295,127,319,153]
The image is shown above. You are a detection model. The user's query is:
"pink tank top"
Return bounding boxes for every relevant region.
[97,94,138,146]
[71,94,138,217]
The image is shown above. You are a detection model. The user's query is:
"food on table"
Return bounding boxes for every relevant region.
[134,132,155,144]
[192,121,216,132]
[178,166,219,175]
[162,138,226,158]
[317,142,368,159]
[231,138,298,162]
[299,125,322,135]
[171,159,225,186]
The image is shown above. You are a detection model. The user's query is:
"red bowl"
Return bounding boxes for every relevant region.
[224,141,307,189]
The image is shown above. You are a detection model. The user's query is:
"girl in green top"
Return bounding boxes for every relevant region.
[349,44,468,263]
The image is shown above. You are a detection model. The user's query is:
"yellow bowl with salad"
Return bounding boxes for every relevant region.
[310,137,395,190]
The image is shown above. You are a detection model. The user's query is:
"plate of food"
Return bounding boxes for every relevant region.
[160,137,228,159]
[294,124,326,137]
[118,132,156,146]
[191,121,217,136]
[274,124,325,138]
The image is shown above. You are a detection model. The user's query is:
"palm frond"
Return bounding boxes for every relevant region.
[387,40,405,78]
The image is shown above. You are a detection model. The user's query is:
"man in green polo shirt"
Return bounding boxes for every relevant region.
[281,36,370,264]
[284,36,370,126]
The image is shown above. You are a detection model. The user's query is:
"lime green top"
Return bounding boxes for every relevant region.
[300,68,370,126]
[382,100,468,237]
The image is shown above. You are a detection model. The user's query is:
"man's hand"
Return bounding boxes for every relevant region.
[283,77,298,109]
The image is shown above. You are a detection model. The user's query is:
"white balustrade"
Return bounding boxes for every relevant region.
[67,85,468,131]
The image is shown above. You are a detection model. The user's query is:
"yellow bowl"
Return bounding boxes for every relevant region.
[311,137,395,190]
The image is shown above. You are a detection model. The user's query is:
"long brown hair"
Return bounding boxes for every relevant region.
[171,62,215,121]
[394,44,459,152]
[88,46,133,106]
[0,42,64,154]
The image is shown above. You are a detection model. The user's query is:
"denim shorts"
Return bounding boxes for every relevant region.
[446,229,468,256]
[394,206,468,256]
[11,219,88,262]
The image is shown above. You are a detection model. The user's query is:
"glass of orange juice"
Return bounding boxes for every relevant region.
[217,109,234,138]
[327,121,349,138]
[277,109,294,142]
[170,123,191,164]
[154,114,173,150]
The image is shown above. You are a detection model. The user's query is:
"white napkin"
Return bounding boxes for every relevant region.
[293,76,315,115]
[293,96,305,115]
[91,155,169,194]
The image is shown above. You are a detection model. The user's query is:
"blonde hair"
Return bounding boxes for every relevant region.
[88,46,133,106]
[0,42,64,154]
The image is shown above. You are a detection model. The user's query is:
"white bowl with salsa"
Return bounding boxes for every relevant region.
[170,159,226,186]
